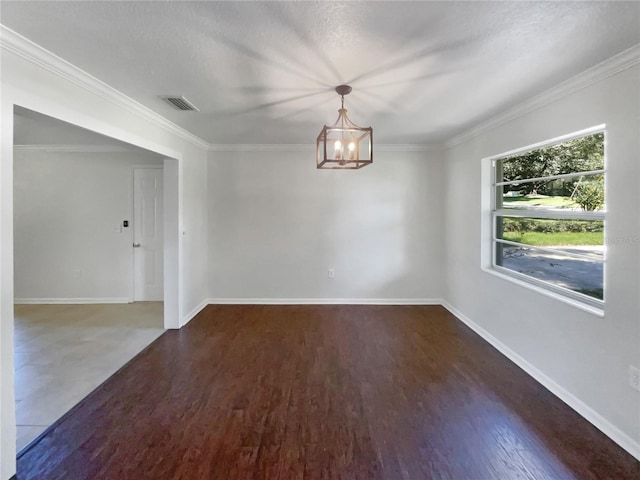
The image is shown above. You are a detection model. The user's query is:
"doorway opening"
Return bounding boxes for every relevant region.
[12,106,178,454]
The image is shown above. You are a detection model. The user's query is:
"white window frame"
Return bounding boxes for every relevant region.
[486,125,606,313]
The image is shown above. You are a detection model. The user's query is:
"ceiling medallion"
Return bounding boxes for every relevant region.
[316,85,373,169]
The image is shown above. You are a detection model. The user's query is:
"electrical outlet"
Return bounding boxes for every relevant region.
[630,366,640,392]
[328,268,335,279]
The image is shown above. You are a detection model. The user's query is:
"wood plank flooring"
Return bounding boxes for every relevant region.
[16,305,639,479]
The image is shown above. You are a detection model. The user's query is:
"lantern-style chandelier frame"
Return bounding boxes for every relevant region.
[316,85,373,169]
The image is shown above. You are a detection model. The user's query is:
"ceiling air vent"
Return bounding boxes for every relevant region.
[161,96,200,111]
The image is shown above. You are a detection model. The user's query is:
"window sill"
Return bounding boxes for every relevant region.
[482,266,605,317]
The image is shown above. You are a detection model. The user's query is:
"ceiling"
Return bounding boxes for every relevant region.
[1,1,639,145]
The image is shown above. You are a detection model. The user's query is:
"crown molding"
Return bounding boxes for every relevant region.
[0,25,210,150]
[13,144,135,153]
[208,143,442,153]
[377,144,443,152]
[446,43,640,148]
[208,144,313,152]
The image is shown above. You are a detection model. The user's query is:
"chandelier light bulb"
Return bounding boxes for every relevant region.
[334,140,343,160]
[348,142,356,159]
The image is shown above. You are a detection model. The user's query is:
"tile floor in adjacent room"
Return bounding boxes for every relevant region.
[13,302,165,452]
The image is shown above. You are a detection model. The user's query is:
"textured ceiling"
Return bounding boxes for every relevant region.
[2,1,639,145]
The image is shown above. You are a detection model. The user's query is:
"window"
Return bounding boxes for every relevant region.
[491,128,605,309]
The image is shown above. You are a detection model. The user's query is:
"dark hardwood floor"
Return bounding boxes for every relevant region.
[16,305,639,479]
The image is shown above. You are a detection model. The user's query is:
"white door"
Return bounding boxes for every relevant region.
[133,167,164,301]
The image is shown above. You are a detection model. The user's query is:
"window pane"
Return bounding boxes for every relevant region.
[499,132,604,184]
[496,243,603,300]
[500,174,605,212]
[497,217,604,247]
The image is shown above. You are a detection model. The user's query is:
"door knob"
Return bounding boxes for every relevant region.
[133,243,141,248]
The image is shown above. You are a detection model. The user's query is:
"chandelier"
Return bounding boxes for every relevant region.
[316,85,373,169]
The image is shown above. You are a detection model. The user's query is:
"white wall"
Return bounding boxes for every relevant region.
[208,148,444,301]
[1,34,209,479]
[0,84,17,480]
[13,148,162,302]
[443,65,640,455]
[180,150,208,318]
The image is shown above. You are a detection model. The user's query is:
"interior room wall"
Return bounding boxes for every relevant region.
[442,64,640,455]
[207,148,444,302]
[180,151,208,318]
[13,148,162,302]
[0,92,16,480]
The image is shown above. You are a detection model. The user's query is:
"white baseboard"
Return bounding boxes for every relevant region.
[206,298,443,305]
[14,297,131,304]
[181,299,208,327]
[441,301,640,461]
